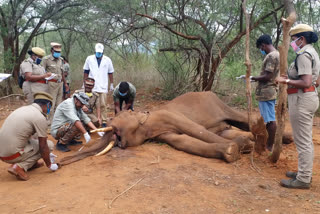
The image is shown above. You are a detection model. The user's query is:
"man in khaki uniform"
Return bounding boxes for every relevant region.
[43,42,69,125]
[0,92,59,181]
[251,34,280,151]
[75,78,101,128]
[20,47,51,104]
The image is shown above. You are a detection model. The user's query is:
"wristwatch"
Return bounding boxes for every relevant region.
[286,79,290,84]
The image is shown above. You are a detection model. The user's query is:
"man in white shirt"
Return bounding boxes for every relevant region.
[83,43,114,127]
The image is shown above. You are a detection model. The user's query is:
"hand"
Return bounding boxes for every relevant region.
[49,153,57,163]
[49,163,59,171]
[82,105,89,112]
[275,76,288,84]
[110,83,114,91]
[45,72,52,78]
[84,132,91,144]
[97,132,104,137]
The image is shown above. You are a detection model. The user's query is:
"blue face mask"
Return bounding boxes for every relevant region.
[46,103,52,115]
[119,91,127,97]
[53,52,61,58]
[260,49,266,56]
[35,58,42,65]
[95,52,103,58]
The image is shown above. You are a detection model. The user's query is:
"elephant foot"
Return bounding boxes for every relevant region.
[223,143,240,163]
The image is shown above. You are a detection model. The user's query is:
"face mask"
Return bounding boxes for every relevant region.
[260,49,266,56]
[95,52,103,58]
[53,52,61,58]
[119,91,127,97]
[290,37,302,53]
[35,58,42,65]
[46,103,52,116]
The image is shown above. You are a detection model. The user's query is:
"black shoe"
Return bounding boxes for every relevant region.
[67,140,83,146]
[56,142,71,152]
[286,171,297,179]
[286,171,312,183]
[280,178,310,189]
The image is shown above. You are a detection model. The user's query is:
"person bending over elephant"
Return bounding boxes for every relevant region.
[113,81,136,115]
[51,92,104,152]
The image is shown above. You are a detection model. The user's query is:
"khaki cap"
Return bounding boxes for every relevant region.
[85,78,95,86]
[50,42,62,51]
[34,92,53,103]
[289,24,314,36]
[28,47,46,57]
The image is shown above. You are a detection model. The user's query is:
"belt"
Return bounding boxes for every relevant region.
[0,152,21,161]
[287,85,316,94]
[26,80,47,84]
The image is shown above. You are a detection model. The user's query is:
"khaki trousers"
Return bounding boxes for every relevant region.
[48,82,63,125]
[96,92,108,123]
[288,90,319,183]
[3,139,54,171]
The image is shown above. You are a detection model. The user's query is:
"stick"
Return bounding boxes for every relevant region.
[108,178,144,209]
[0,94,24,100]
[26,205,46,213]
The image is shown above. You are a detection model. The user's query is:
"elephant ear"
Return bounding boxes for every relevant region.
[137,111,149,125]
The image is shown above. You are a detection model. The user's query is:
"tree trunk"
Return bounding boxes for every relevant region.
[270,0,296,163]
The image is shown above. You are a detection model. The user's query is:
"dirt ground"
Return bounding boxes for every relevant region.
[1,91,320,214]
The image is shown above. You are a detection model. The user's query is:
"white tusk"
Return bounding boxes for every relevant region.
[95,141,115,156]
[90,127,113,133]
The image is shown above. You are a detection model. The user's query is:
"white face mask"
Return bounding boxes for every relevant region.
[290,37,302,53]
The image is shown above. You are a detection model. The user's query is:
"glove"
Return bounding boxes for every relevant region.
[49,153,57,163]
[84,132,91,144]
[110,83,114,91]
[49,163,59,171]
[97,132,104,137]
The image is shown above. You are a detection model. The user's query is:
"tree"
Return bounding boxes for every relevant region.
[134,0,284,91]
[0,0,83,81]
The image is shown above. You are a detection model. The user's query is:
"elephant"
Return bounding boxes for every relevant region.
[60,91,270,165]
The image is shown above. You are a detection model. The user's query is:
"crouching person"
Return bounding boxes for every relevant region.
[0,92,59,181]
[50,92,102,152]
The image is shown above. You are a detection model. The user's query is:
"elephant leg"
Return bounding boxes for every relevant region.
[157,132,240,163]
[219,129,254,153]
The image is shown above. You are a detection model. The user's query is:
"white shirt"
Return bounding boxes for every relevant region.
[83,55,114,93]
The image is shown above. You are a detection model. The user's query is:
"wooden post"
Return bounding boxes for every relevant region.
[270,0,296,163]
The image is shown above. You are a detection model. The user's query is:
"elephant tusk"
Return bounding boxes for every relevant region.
[95,141,115,156]
[90,127,113,133]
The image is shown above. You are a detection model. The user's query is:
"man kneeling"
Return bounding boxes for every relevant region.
[50,92,103,152]
[0,92,58,181]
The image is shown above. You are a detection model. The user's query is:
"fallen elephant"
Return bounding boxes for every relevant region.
[60,91,291,165]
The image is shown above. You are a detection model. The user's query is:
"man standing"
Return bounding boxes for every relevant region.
[43,42,69,125]
[0,92,59,181]
[51,92,103,152]
[113,81,136,115]
[83,43,114,127]
[20,47,51,104]
[251,35,280,151]
[62,56,71,100]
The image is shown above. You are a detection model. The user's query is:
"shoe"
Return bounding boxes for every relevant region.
[29,161,44,171]
[7,164,29,181]
[286,171,297,179]
[280,178,310,189]
[67,139,83,146]
[286,171,312,183]
[56,141,71,152]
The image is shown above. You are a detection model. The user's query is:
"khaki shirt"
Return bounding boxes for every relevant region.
[288,44,320,88]
[20,58,46,78]
[42,55,64,81]
[0,104,47,157]
[51,98,91,138]
[113,82,136,102]
[255,50,280,101]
